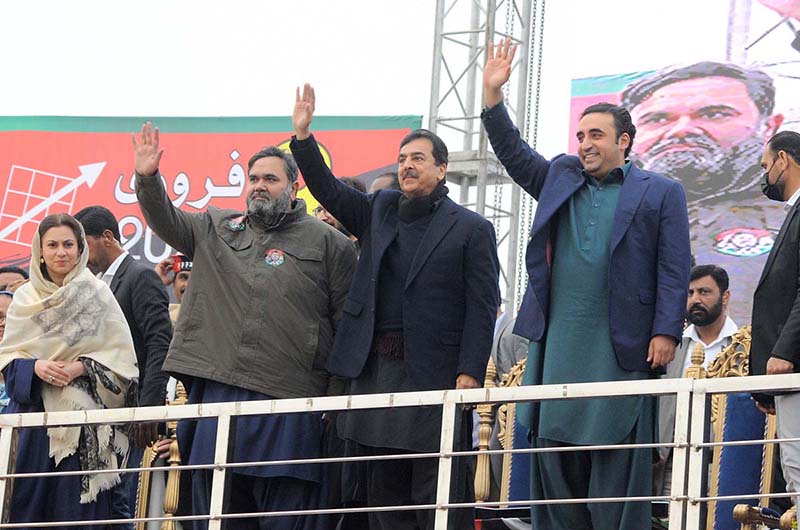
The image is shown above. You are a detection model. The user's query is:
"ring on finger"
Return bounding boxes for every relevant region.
[48,375,54,383]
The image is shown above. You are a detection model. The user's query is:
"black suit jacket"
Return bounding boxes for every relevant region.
[751,201,800,404]
[290,135,500,390]
[110,254,172,406]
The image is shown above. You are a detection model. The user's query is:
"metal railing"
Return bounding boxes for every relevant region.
[1,373,799,529]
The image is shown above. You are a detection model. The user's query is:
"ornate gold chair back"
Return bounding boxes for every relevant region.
[135,381,188,530]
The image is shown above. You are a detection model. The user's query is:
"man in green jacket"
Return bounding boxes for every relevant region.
[132,122,357,530]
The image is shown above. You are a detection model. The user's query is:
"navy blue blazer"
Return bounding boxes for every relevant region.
[482,103,690,373]
[290,135,500,389]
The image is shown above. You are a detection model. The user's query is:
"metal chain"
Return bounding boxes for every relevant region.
[502,0,516,105]
[515,0,546,310]
[494,0,517,239]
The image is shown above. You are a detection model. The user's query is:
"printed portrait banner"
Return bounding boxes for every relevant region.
[0,115,420,268]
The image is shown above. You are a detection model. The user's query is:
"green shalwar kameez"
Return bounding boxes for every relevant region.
[526,163,657,530]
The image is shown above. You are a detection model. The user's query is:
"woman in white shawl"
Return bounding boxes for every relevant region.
[0,213,138,528]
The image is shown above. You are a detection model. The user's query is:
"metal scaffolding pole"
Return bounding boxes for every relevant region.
[427,0,537,311]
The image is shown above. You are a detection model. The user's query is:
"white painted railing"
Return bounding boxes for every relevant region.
[1,374,799,529]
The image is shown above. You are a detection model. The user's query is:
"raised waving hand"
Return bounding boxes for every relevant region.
[132,121,164,177]
[483,37,517,108]
[293,83,316,141]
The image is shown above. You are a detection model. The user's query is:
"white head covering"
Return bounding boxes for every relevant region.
[0,215,139,503]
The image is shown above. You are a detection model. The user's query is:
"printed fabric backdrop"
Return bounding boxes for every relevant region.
[0,115,420,268]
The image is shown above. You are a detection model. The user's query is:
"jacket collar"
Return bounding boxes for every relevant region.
[610,163,651,252]
[404,197,458,290]
[757,200,800,290]
[109,254,133,294]
[529,160,650,245]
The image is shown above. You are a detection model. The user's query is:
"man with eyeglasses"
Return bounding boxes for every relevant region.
[313,176,366,245]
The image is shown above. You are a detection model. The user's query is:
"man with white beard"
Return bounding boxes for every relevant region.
[133,123,357,529]
[621,62,785,323]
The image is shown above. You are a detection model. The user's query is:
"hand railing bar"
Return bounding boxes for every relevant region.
[207,413,234,530]
[685,385,709,529]
[669,389,692,530]
[0,502,444,528]
[692,436,800,448]
[3,375,797,430]
[433,400,457,530]
[444,495,675,507]
[0,494,685,528]
[448,440,683,455]
[0,377,714,429]
[0,439,694,480]
[0,426,16,524]
[693,373,800,393]
[691,491,799,503]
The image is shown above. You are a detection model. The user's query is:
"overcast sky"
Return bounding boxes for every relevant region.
[0,0,784,158]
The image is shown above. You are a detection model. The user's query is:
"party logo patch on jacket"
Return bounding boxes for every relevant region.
[226,215,246,232]
[265,249,285,267]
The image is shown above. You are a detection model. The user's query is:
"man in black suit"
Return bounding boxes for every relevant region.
[290,84,500,530]
[751,130,800,507]
[74,205,173,527]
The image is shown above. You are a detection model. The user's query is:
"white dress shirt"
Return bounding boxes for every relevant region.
[682,315,739,374]
[99,251,129,287]
[785,186,800,211]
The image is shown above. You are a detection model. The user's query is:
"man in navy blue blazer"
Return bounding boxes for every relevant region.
[481,40,691,530]
[290,84,499,530]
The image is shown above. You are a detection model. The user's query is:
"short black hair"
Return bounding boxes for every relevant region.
[620,61,776,119]
[74,205,121,241]
[400,129,449,166]
[339,176,367,193]
[690,264,729,293]
[580,103,637,158]
[767,131,800,165]
[0,266,28,280]
[248,147,299,183]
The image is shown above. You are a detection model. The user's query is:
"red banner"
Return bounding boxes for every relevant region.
[0,116,420,267]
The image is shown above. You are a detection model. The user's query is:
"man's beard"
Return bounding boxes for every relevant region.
[246,188,292,226]
[686,297,724,327]
[632,129,766,202]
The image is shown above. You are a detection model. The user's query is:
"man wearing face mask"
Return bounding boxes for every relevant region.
[751,130,800,508]
[656,264,737,495]
[132,123,358,529]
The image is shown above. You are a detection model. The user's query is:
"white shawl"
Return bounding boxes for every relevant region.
[0,223,139,503]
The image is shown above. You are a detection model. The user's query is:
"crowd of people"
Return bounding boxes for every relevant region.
[0,37,799,530]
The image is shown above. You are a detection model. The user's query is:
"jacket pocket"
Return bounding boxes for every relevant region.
[639,289,656,305]
[213,235,254,272]
[342,298,363,317]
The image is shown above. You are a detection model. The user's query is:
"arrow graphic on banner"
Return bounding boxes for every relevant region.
[0,162,106,241]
